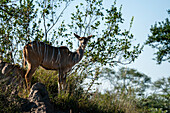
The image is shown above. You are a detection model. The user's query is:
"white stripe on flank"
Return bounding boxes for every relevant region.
[44,44,46,62]
[58,47,60,60]
[31,42,34,52]
[58,47,61,67]
[36,41,40,56]
[46,45,48,62]
[40,42,42,56]
[55,47,60,63]
[55,49,58,63]
[50,47,55,63]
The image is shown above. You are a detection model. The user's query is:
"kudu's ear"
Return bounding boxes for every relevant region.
[88,35,93,39]
[74,33,81,40]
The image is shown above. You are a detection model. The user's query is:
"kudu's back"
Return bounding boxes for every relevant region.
[23,41,70,70]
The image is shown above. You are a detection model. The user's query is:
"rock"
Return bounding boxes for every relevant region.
[0,62,56,113]
[29,83,49,102]
[22,83,55,113]
[1,63,14,75]
[0,61,26,82]
[0,61,6,77]
[0,61,70,113]
[0,60,6,71]
[0,61,26,93]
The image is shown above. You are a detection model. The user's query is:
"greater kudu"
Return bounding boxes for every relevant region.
[23,33,93,93]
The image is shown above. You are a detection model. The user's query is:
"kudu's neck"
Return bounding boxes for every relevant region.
[73,43,86,64]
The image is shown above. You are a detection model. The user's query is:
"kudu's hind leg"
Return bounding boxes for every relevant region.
[58,70,62,94]
[25,64,38,90]
[58,69,66,94]
[63,73,67,92]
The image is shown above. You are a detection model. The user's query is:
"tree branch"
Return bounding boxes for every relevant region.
[82,9,88,36]
[0,6,18,17]
[46,1,70,34]
[43,12,47,42]
[84,15,93,36]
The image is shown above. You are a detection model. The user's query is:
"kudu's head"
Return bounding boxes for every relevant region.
[74,33,93,49]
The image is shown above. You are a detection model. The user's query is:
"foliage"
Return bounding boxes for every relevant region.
[69,1,143,91]
[30,67,169,113]
[137,77,169,113]
[0,86,21,113]
[32,68,116,113]
[145,10,170,64]
[100,67,151,97]
[2,0,168,112]
[149,77,169,112]
[32,68,85,97]
[0,0,38,63]
[31,68,141,113]
[99,67,169,112]
[152,77,170,95]
[141,94,169,113]
[0,0,143,92]
[0,66,169,113]
[32,68,59,95]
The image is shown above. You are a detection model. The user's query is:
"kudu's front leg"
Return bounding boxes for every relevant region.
[25,64,38,90]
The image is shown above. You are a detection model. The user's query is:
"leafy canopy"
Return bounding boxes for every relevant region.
[0,0,143,92]
[145,10,170,64]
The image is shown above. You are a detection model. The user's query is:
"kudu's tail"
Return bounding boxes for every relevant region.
[23,47,27,68]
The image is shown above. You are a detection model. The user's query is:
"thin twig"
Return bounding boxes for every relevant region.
[46,1,70,34]
[84,15,93,35]
[82,9,88,37]
[43,12,47,41]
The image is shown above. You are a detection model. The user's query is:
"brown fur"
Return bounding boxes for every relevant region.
[23,33,93,93]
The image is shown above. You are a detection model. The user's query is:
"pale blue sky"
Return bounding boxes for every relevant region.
[110,0,170,81]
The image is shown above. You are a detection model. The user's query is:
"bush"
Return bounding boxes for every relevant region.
[0,87,21,113]
[30,68,144,113]
[0,67,153,113]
